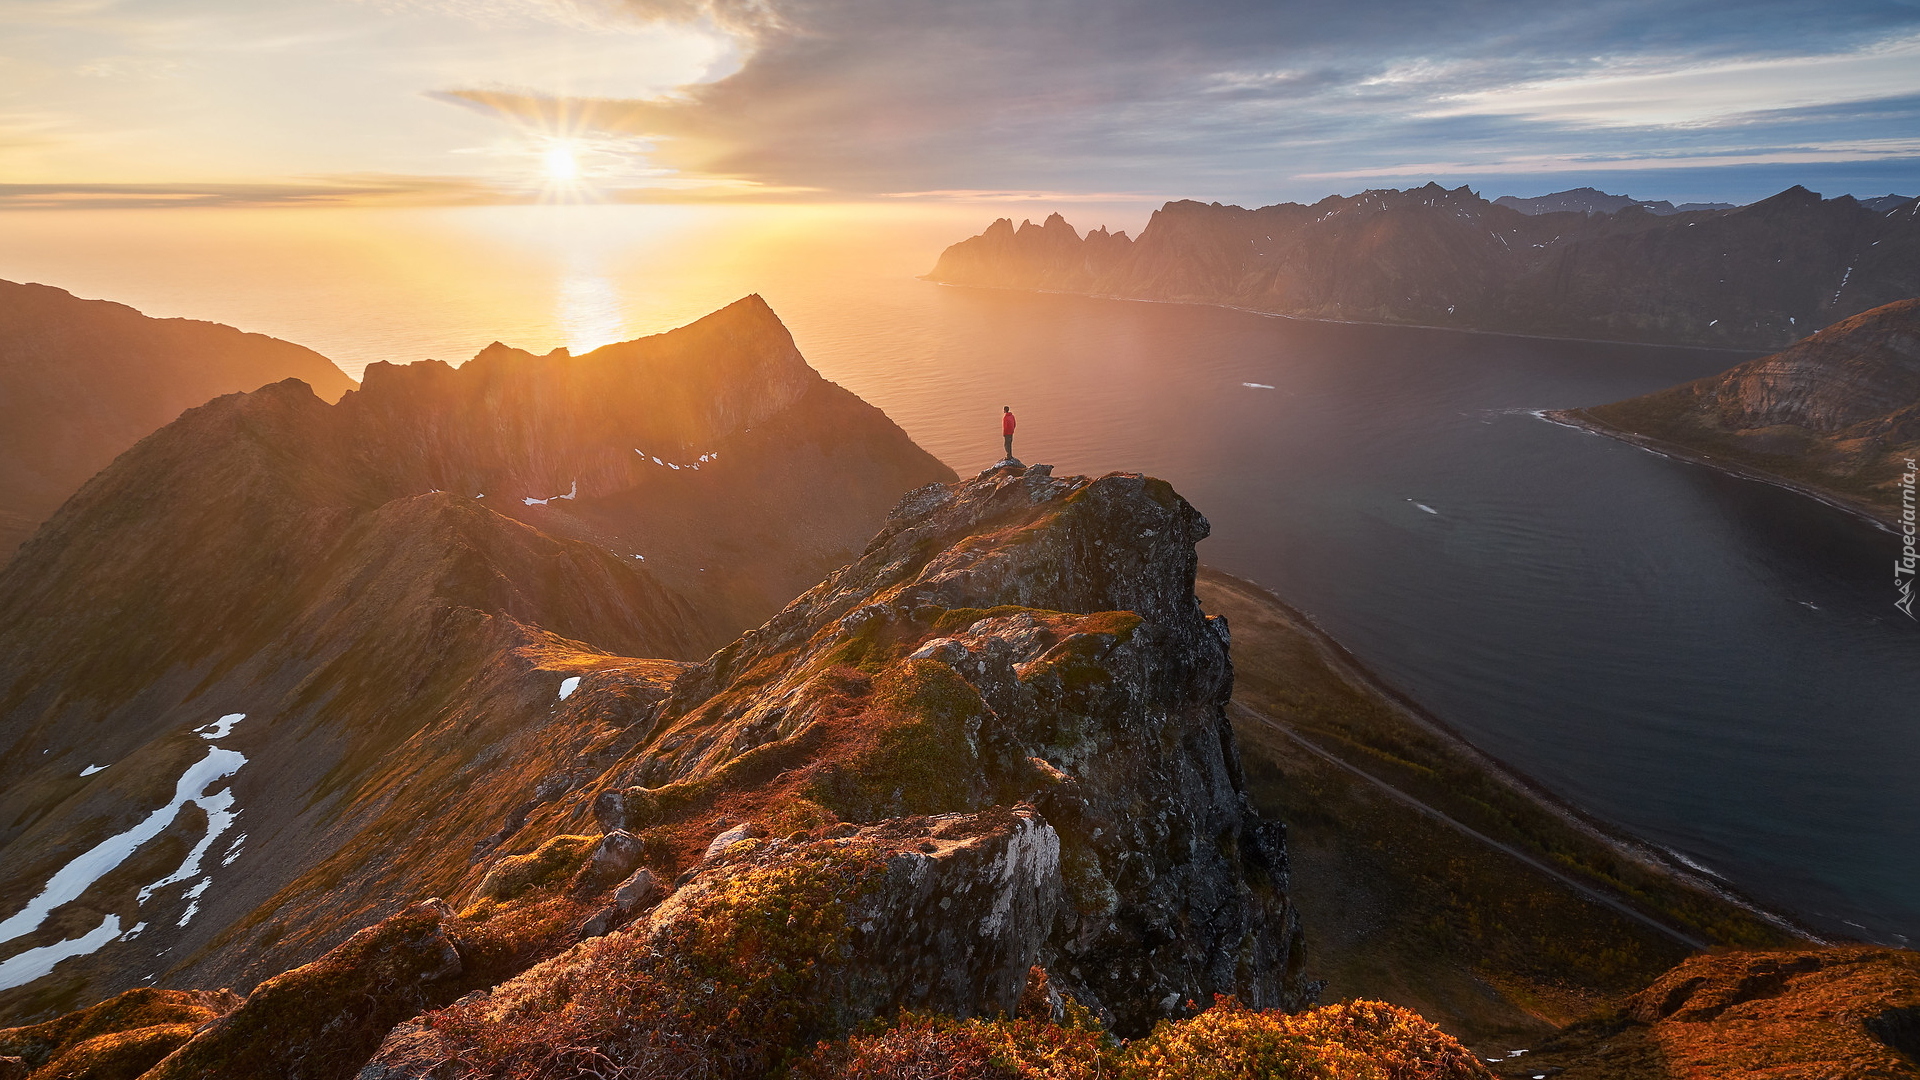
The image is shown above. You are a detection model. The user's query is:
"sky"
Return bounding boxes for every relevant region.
[2,0,1919,210]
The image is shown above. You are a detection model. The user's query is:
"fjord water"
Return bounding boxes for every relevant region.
[2,205,1914,945]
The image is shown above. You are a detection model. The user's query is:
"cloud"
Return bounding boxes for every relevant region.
[0,176,502,209]
[1297,138,1920,180]
[421,0,1920,201]
[8,0,1917,204]
[1425,33,1920,128]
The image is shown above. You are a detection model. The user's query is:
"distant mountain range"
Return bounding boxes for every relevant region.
[0,281,356,556]
[1561,297,1920,527]
[1493,187,1737,216]
[927,184,1920,349]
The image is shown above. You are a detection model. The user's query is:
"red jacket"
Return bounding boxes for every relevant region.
[1003,412,1016,436]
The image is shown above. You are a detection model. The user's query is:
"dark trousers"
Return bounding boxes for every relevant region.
[1003,433,1014,460]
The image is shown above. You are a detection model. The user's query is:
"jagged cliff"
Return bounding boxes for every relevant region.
[927,185,1920,349]
[1567,297,1920,525]
[0,297,954,1021]
[0,280,356,556]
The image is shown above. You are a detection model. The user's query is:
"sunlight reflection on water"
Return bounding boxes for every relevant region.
[559,265,625,353]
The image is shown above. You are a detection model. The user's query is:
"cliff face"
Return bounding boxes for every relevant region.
[927,185,1920,349]
[1578,297,1920,521]
[0,280,355,556]
[0,297,954,1022]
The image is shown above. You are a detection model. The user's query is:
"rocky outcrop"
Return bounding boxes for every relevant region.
[144,901,465,1080]
[1575,298,1920,523]
[0,297,952,1021]
[341,461,1305,1077]
[928,184,1920,349]
[0,987,240,1077]
[584,462,1304,1030]
[0,279,354,556]
[365,808,1067,1078]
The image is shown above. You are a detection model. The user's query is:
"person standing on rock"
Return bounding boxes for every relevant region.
[1002,406,1017,462]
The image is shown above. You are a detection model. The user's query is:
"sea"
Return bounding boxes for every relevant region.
[3,202,1915,945]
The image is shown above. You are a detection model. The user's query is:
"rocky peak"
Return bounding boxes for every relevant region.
[567,461,1303,1034]
[329,293,818,506]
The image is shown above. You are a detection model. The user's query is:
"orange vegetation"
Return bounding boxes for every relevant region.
[799,996,1491,1080]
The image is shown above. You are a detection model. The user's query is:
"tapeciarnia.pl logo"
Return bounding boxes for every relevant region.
[1899,458,1917,620]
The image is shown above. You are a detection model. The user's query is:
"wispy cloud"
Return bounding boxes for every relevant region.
[1298,138,1920,180]
[0,176,503,209]
[1425,33,1920,128]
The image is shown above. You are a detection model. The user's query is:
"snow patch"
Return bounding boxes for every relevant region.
[0,745,246,953]
[523,480,578,507]
[194,713,244,740]
[557,676,582,701]
[0,915,122,992]
[639,449,716,471]
[137,775,240,905]
[80,764,108,777]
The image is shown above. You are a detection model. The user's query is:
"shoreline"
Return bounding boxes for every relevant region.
[920,277,1769,355]
[1199,565,1829,948]
[1539,408,1899,535]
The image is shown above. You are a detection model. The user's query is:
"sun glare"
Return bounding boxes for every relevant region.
[544,145,581,182]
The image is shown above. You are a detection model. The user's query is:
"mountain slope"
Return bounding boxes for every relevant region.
[0,296,954,1022]
[0,280,355,556]
[1565,297,1920,526]
[927,185,1920,349]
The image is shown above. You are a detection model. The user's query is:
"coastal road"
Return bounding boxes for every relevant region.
[1227,701,1714,952]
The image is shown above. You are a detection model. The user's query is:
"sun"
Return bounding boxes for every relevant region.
[544,145,581,182]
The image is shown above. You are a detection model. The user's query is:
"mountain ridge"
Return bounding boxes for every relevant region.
[0,279,356,557]
[927,184,1920,349]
